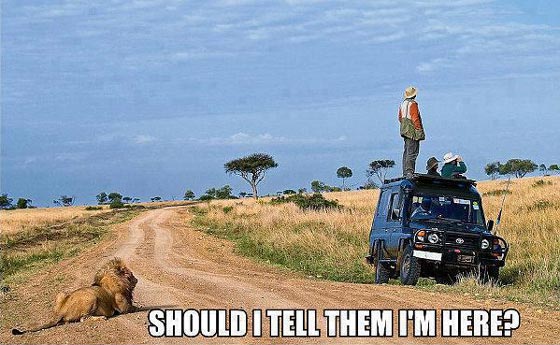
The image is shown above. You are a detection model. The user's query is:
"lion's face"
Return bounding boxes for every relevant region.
[119,266,138,289]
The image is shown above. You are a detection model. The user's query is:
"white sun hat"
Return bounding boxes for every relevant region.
[443,152,459,164]
[403,86,417,99]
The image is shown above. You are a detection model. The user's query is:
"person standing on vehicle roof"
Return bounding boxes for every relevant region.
[398,86,425,177]
[441,152,467,178]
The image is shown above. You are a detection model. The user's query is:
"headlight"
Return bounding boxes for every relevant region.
[481,239,490,250]
[427,233,440,244]
[416,230,426,242]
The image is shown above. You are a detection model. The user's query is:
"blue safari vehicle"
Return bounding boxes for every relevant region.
[366,174,509,285]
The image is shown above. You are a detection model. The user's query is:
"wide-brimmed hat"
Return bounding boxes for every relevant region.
[443,152,459,164]
[426,157,440,170]
[403,86,417,99]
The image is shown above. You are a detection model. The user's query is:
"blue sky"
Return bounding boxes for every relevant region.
[2,0,559,205]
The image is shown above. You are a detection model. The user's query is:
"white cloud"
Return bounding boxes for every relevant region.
[6,0,560,82]
[416,58,451,74]
[133,135,157,144]
[187,132,346,146]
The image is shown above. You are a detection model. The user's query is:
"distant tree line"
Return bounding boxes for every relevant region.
[485,159,558,179]
[0,194,34,210]
[5,153,556,209]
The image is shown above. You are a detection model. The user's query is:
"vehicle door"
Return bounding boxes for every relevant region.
[386,188,403,256]
[371,188,391,250]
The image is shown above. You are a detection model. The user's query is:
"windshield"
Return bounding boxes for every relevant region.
[409,194,484,225]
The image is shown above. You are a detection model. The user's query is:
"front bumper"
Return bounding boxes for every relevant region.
[413,230,509,268]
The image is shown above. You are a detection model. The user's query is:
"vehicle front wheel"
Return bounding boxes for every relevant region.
[400,245,421,286]
[373,241,391,284]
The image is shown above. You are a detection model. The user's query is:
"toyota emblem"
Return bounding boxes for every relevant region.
[456,238,465,244]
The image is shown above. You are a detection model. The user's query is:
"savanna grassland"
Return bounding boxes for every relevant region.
[0,207,142,286]
[0,199,199,286]
[191,176,560,309]
[0,206,109,234]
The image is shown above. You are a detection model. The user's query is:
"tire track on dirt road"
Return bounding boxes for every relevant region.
[3,207,560,344]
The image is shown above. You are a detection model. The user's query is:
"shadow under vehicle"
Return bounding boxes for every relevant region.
[366,174,508,285]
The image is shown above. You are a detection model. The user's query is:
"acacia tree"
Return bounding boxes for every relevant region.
[485,162,501,180]
[549,164,560,175]
[539,164,550,176]
[336,166,353,189]
[499,159,537,178]
[54,195,74,207]
[16,198,32,209]
[96,192,108,205]
[311,180,327,193]
[224,153,278,199]
[367,160,396,185]
[108,192,122,203]
[183,190,195,200]
[0,194,13,209]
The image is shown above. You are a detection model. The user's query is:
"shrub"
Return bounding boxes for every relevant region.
[482,189,512,197]
[271,193,341,211]
[222,206,234,214]
[532,179,552,188]
[109,200,125,209]
[85,206,103,211]
[526,200,556,212]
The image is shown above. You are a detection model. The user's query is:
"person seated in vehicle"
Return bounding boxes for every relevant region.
[426,157,440,176]
[441,152,467,178]
[411,197,433,219]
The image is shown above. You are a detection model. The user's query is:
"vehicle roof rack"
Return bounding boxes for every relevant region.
[383,173,477,186]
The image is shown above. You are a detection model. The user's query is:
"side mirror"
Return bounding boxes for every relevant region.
[487,220,494,232]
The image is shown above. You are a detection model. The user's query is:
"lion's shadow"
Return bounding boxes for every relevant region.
[128,304,179,314]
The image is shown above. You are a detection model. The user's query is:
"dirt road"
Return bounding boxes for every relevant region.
[2,207,559,344]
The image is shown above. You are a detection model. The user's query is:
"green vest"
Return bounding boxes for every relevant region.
[399,100,425,141]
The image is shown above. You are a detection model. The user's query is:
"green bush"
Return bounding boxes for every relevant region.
[526,200,555,212]
[270,193,341,211]
[85,206,103,211]
[482,189,512,197]
[222,206,234,214]
[532,179,552,187]
[109,200,125,209]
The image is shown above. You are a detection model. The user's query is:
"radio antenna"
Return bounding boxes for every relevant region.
[494,177,512,234]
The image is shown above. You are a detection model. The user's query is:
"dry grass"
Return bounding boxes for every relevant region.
[192,176,560,308]
[0,206,110,235]
[0,200,196,235]
[1,209,142,283]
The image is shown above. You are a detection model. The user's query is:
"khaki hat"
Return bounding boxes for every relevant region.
[443,152,459,164]
[426,157,440,170]
[404,86,417,99]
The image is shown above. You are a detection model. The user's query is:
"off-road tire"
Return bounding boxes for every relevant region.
[479,265,500,285]
[373,241,391,284]
[400,245,421,286]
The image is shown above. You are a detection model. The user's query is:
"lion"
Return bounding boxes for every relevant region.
[12,257,138,335]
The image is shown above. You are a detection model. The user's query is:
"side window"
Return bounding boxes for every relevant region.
[376,190,389,218]
[388,192,401,221]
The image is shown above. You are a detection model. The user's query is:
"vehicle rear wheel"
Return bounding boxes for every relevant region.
[373,241,391,284]
[479,265,499,285]
[400,245,421,286]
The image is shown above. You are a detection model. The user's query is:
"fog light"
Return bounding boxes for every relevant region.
[427,233,440,244]
[481,239,490,250]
